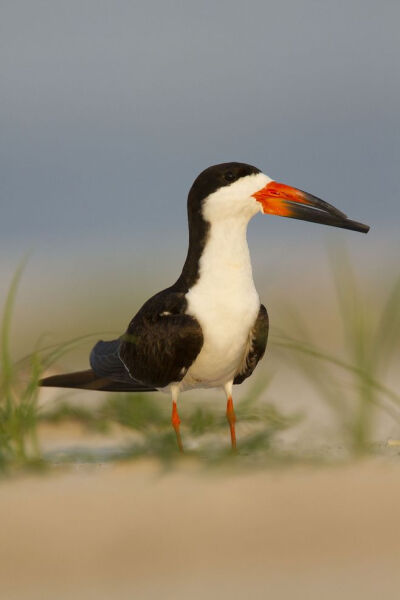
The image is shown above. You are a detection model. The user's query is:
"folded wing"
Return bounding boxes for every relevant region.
[234,304,269,384]
[119,289,204,388]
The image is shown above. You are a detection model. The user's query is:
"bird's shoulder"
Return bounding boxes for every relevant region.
[119,286,204,388]
[132,286,189,322]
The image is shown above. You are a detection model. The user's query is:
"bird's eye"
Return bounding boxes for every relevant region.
[224,171,235,182]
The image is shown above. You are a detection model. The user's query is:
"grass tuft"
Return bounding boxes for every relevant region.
[0,264,117,472]
[273,244,400,454]
[0,262,43,468]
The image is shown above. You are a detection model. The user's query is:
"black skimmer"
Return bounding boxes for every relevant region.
[40,162,369,450]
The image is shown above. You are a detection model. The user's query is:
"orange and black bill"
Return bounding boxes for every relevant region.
[253,181,369,234]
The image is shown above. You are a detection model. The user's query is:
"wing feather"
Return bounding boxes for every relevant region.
[90,338,134,383]
[119,290,203,388]
[234,304,269,385]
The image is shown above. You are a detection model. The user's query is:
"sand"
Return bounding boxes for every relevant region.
[1,458,399,600]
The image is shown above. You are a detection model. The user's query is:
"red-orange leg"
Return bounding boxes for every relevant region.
[226,396,237,450]
[172,400,184,453]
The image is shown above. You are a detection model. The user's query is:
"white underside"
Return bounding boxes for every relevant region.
[182,223,259,390]
[181,191,265,392]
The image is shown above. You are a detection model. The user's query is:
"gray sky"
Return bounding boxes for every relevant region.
[1,0,399,262]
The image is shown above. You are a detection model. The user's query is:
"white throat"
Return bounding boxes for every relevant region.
[191,171,270,300]
[195,215,255,292]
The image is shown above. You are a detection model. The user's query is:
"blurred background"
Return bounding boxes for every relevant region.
[1,1,400,598]
[1,0,399,338]
[1,0,399,441]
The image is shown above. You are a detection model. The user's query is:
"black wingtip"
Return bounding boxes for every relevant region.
[40,369,156,392]
[40,369,99,389]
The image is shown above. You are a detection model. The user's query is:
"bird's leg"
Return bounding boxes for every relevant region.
[224,382,237,450]
[226,397,237,450]
[172,401,183,452]
[171,385,183,453]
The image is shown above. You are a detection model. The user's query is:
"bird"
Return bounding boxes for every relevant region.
[40,162,369,451]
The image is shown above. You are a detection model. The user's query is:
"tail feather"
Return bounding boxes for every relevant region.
[39,369,156,392]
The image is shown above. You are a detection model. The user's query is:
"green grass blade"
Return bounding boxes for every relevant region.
[274,333,400,409]
[0,261,27,410]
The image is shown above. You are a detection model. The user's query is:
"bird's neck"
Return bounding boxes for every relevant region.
[177,213,255,291]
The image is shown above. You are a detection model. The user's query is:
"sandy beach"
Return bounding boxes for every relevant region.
[1,458,399,600]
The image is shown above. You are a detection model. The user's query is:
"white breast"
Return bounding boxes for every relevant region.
[182,215,260,390]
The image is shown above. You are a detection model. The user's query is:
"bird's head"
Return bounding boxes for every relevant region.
[188,162,369,233]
